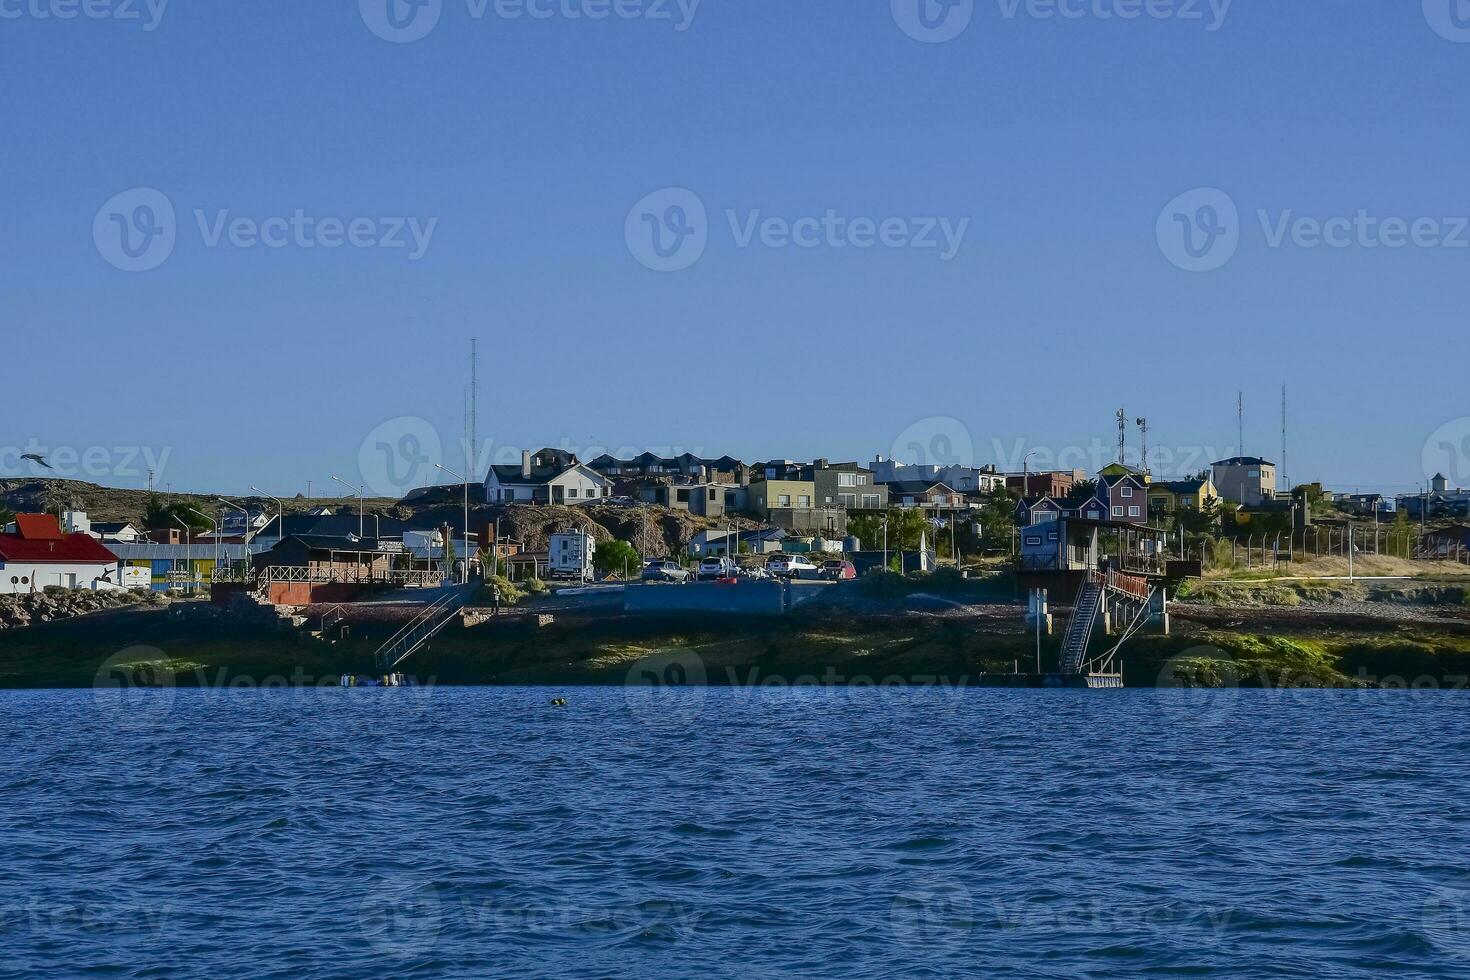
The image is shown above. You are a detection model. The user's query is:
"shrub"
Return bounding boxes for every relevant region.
[477,575,524,606]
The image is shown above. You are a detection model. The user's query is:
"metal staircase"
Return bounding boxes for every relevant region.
[1059,573,1103,675]
[373,590,467,670]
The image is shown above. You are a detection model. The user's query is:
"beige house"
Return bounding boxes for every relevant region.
[748,479,815,514]
[1211,457,1276,506]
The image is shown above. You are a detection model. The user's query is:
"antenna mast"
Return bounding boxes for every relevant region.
[470,338,479,474]
[1115,408,1128,465]
[1237,392,1244,457]
[1135,417,1149,475]
[1281,385,1288,493]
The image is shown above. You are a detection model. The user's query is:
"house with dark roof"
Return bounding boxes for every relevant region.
[0,513,122,594]
[1095,472,1149,524]
[1211,456,1277,506]
[485,450,612,506]
[1147,478,1218,518]
[588,452,749,486]
[886,481,963,510]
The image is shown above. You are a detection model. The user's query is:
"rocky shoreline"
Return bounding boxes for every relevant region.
[0,588,169,631]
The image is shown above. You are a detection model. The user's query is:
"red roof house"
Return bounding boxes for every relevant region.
[0,514,120,593]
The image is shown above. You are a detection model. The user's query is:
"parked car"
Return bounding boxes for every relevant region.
[766,554,818,579]
[737,565,772,580]
[818,560,857,581]
[697,556,737,580]
[641,560,689,583]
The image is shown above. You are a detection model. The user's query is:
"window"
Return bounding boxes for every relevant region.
[567,488,578,498]
[839,494,855,508]
[838,473,857,487]
[779,494,792,507]
[1120,485,1133,498]
[1128,506,1140,518]
[863,494,880,508]
[676,489,691,503]
[1048,532,1059,542]
[798,496,811,508]
[1112,506,1124,518]
[708,489,716,501]
[1024,536,1042,546]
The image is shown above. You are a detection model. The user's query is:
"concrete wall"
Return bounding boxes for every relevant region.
[625,580,787,615]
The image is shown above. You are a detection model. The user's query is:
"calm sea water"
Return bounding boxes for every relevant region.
[3,685,1470,979]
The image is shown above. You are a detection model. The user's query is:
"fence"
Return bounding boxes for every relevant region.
[1175,529,1470,573]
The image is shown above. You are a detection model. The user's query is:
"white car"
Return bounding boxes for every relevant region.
[766,555,818,579]
[697,556,737,580]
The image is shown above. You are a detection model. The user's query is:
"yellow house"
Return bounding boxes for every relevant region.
[1098,462,1151,485]
[748,479,816,514]
[1147,478,1218,516]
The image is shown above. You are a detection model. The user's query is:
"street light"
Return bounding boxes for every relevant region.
[217,498,251,580]
[251,487,285,547]
[434,462,471,584]
[171,515,192,593]
[331,476,363,538]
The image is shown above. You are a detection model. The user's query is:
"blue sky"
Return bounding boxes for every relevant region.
[2,0,1467,499]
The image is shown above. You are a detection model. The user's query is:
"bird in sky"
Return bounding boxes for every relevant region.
[20,453,52,469]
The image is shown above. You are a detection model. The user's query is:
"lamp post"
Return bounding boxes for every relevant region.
[171,515,192,593]
[217,498,250,581]
[331,476,364,538]
[434,462,471,584]
[251,487,285,548]
[185,507,219,584]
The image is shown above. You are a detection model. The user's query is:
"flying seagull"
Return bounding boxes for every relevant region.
[20,453,52,469]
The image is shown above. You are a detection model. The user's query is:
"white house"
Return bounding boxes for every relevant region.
[63,511,141,543]
[485,450,612,506]
[0,514,123,595]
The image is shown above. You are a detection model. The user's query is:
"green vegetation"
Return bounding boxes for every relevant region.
[143,495,213,533]
[847,508,931,552]
[594,540,641,579]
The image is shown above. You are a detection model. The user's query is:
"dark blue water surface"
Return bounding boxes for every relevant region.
[4,686,1470,979]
